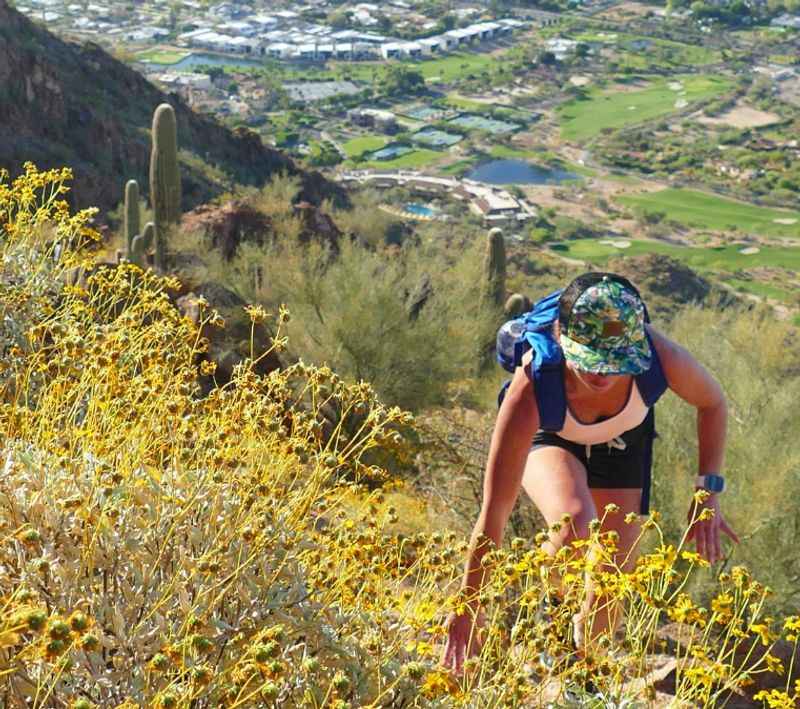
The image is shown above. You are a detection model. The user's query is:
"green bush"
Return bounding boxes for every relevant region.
[652,304,800,614]
[217,231,495,412]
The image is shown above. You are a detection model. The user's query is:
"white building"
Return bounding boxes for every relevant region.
[218,21,257,37]
[472,21,500,39]
[403,41,423,57]
[124,27,170,42]
[155,72,213,90]
[546,38,578,60]
[178,27,214,44]
[316,43,335,60]
[266,42,295,59]
[419,37,446,54]
[381,42,404,59]
[230,36,261,54]
[771,13,800,28]
[297,44,318,60]
[251,14,278,29]
[334,42,354,59]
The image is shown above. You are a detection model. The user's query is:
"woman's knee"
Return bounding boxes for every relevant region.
[548,498,595,549]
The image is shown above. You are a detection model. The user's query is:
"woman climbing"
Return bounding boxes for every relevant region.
[441,272,739,674]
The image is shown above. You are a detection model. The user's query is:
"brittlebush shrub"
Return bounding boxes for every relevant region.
[0,166,797,708]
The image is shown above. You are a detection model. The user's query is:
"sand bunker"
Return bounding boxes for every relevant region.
[570,75,591,87]
[675,99,688,109]
[773,217,797,225]
[668,82,684,91]
[739,247,760,255]
[599,239,632,248]
[698,103,781,129]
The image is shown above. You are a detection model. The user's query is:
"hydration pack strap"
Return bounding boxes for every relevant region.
[640,408,657,515]
[635,331,668,406]
[531,358,566,432]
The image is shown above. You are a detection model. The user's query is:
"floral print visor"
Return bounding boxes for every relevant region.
[559,277,652,375]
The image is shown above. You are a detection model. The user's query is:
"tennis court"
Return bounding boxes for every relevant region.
[368,144,415,161]
[447,113,520,134]
[412,128,463,147]
[403,106,453,121]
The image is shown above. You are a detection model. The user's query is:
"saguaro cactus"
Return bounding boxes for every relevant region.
[124,179,140,256]
[149,103,181,271]
[130,222,156,269]
[482,227,506,309]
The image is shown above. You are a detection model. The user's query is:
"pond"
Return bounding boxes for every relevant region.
[168,53,266,71]
[467,159,579,185]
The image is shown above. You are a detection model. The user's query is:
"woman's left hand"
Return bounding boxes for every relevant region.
[687,492,740,564]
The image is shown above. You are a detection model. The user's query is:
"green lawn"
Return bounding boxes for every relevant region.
[413,52,498,82]
[136,48,191,65]
[549,238,800,272]
[724,278,795,301]
[440,158,478,175]
[446,94,493,112]
[489,145,541,160]
[341,135,389,159]
[558,75,734,141]
[349,148,443,170]
[563,161,598,178]
[329,51,501,87]
[571,32,719,66]
[617,189,800,238]
[769,54,798,65]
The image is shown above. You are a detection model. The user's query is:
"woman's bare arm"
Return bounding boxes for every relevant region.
[647,325,737,563]
[459,364,541,607]
[647,325,727,475]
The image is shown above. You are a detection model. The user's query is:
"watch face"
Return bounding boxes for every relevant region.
[705,475,724,493]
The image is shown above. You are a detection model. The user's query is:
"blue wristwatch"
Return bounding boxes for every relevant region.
[695,474,725,494]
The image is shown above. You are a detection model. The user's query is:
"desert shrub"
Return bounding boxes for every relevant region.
[1,166,796,708]
[226,235,494,411]
[652,304,800,614]
[553,216,598,240]
[326,189,404,248]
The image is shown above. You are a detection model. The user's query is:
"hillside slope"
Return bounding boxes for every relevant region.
[0,0,344,214]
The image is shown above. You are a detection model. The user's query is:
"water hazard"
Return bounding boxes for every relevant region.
[168,53,266,71]
[467,159,578,185]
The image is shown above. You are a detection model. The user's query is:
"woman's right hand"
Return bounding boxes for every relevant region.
[441,609,485,675]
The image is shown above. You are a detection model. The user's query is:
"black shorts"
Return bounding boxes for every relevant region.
[531,413,653,491]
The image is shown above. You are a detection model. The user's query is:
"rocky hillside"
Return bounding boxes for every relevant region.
[0,0,346,214]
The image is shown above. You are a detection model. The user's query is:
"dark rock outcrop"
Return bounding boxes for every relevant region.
[182,201,272,260]
[180,199,343,260]
[294,201,342,252]
[607,253,710,303]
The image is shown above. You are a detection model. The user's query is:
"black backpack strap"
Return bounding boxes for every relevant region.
[497,379,511,408]
[640,408,657,515]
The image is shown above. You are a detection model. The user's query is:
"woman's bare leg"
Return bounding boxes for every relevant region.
[521,446,596,581]
[580,488,644,649]
[520,447,643,649]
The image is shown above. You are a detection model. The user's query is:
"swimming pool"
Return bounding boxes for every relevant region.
[404,203,438,217]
